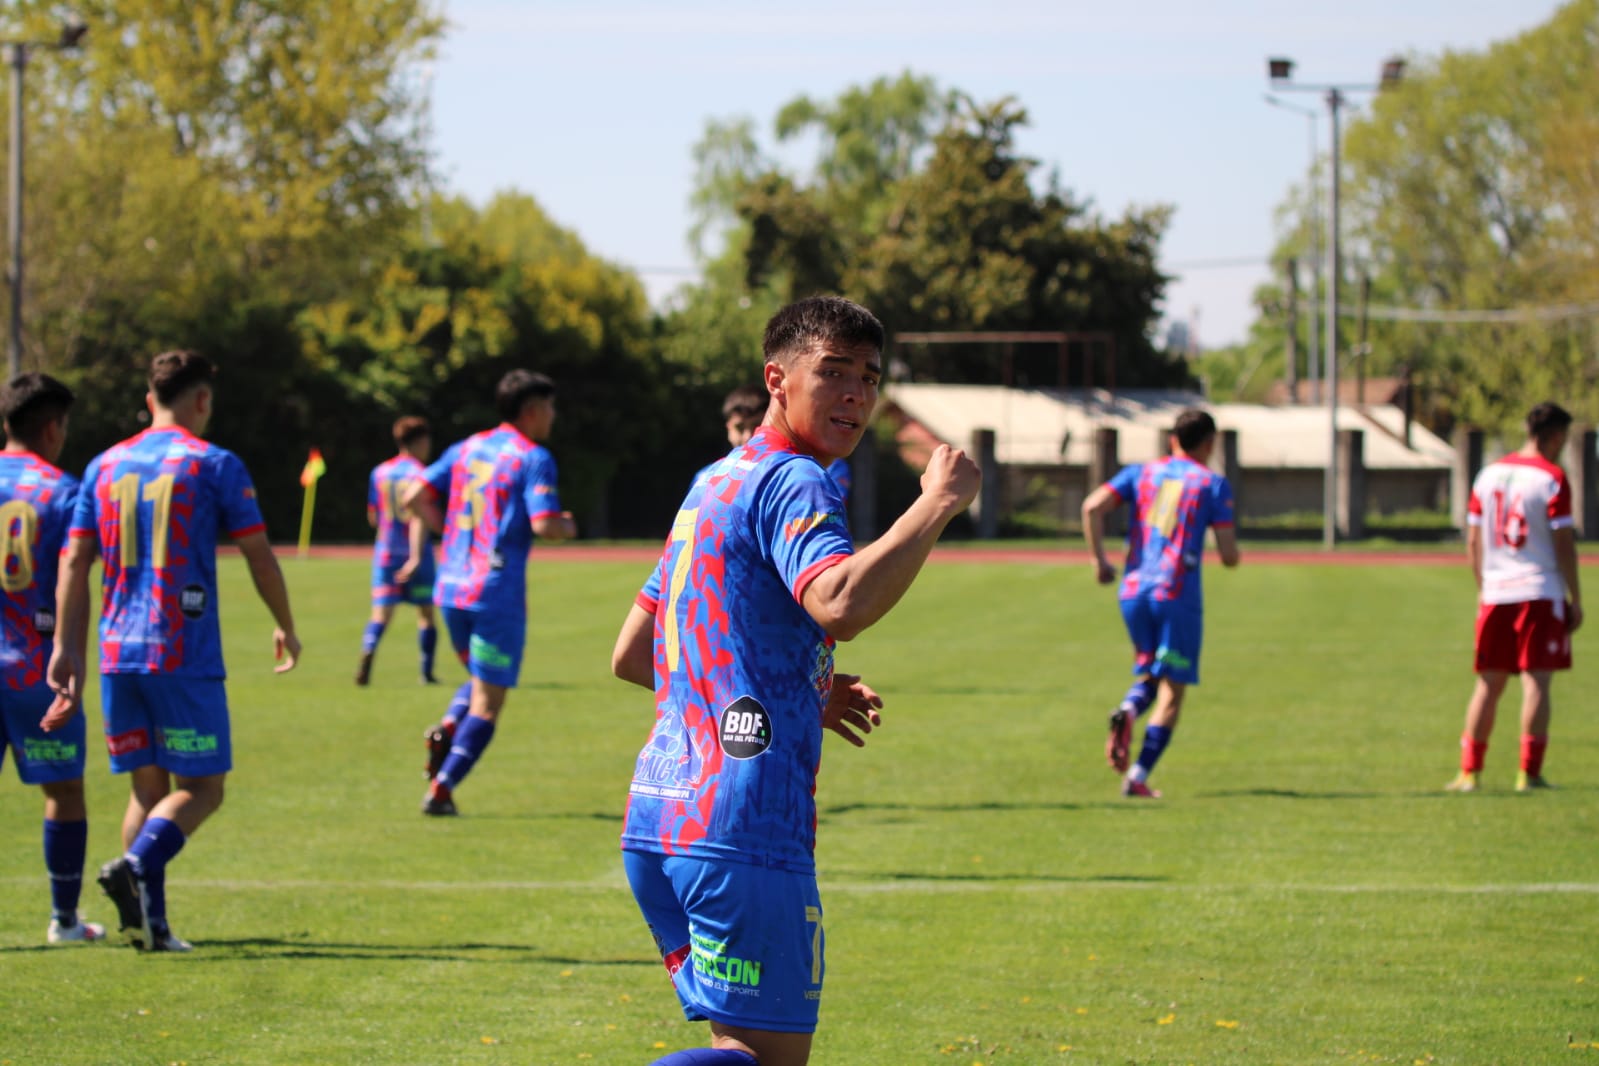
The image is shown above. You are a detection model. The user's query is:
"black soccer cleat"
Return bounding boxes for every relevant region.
[355,652,374,686]
[98,857,149,947]
[424,723,451,780]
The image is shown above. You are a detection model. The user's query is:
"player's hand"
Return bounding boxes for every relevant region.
[1569,601,1584,635]
[274,628,302,674]
[40,689,81,732]
[921,444,981,514]
[394,557,418,585]
[823,673,883,748]
[1094,559,1117,585]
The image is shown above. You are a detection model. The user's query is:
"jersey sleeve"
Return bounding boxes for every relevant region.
[1466,482,1484,524]
[217,451,266,538]
[1549,470,1574,528]
[1105,463,1142,501]
[1210,474,1236,528]
[523,448,563,522]
[68,456,101,539]
[636,557,663,613]
[752,459,853,603]
[367,466,381,514]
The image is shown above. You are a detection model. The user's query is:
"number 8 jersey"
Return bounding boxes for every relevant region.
[1468,453,1573,605]
[70,427,265,676]
[0,453,78,687]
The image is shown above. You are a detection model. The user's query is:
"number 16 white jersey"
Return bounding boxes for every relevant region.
[1466,453,1573,605]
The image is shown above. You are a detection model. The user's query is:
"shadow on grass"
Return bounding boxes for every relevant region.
[842,870,1172,885]
[1199,786,1594,800]
[821,800,1135,816]
[145,937,661,966]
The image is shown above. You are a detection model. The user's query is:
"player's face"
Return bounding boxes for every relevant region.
[524,397,556,441]
[768,339,880,463]
[725,413,760,448]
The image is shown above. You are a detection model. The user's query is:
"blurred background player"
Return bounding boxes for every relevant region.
[356,416,438,686]
[610,295,979,1066]
[402,369,576,816]
[0,373,105,945]
[1082,408,1240,798]
[689,383,768,492]
[47,350,301,951]
[1447,401,1583,793]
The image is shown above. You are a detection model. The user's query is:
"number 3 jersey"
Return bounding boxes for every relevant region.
[622,427,854,875]
[0,453,79,686]
[1107,456,1235,608]
[70,427,265,677]
[1468,453,1573,605]
[419,423,563,614]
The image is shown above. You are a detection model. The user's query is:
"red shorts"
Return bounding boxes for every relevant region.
[1474,599,1573,674]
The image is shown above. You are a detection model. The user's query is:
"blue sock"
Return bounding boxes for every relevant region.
[419,626,438,679]
[435,714,495,790]
[1120,677,1156,717]
[362,620,386,655]
[443,681,472,727]
[648,1050,760,1065]
[1135,724,1174,776]
[127,817,186,927]
[43,818,88,922]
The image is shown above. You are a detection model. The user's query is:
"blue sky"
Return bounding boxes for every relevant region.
[429,0,1565,347]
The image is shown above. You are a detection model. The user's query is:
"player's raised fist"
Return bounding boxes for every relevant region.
[922,443,981,511]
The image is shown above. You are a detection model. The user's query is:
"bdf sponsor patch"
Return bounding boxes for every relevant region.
[720,696,772,760]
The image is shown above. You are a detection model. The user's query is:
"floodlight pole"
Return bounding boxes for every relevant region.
[1263,94,1321,404]
[1267,56,1403,549]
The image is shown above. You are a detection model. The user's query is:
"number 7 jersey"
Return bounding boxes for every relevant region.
[70,427,265,676]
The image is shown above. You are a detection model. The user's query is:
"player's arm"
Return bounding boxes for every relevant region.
[800,443,979,642]
[1081,483,1122,585]
[1214,524,1241,568]
[1553,525,1583,633]
[532,511,577,541]
[234,530,302,673]
[611,603,655,690]
[43,533,97,731]
[402,479,445,536]
[1465,521,1485,591]
[395,515,428,585]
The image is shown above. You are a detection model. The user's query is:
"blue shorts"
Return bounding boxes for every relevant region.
[1,682,88,785]
[102,674,232,777]
[623,850,823,1034]
[1120,596,1203,686]
[371,555,435,608]
[441,606,524,688]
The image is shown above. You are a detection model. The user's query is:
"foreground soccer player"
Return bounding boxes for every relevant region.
[47,351,301,951]
[1447,401,1583,793]
[356,416,438,686]
[611,296,979,1066]
[0,374,104,945]
[1082,408,1240,798]
[403,370,576,816]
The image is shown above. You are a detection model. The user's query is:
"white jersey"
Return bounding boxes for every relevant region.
[1467,453,1573,605]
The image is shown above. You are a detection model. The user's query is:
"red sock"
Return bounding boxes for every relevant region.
[1520,734,1548,776]
[1460,736,1487,774]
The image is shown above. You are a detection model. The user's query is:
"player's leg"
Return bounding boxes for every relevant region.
[417,602,439,684]
[1513,599,1570,791]
[1516,670,1554,790]
[1122,603,1199,797]
[423,608,522,814]
[1108,597,1157,773]
[1124,681,1185,798]
[357,590,398,685]
[1453,602,1518,790]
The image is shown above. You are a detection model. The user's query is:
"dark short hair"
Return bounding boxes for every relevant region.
[148,350,216,407]
[1,372,74,442]
[1173,408,1217,452]
[496,369,556,422]
[1526,401,1573,442]
[762,295,884,365]
[721,384,769,421]
[393,415,431,446]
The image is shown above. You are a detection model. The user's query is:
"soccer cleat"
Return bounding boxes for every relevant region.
[1515,771,1553,792]
[355,652,374,686]
[420,788,458,817]
[420,673,438,685]
[98,857,150,945]
[46,916,107,945]
[145,926,193,953]
[424,721,454,780]
[1121,778,1162,799]
[1445,771,1481,793]
[1106,708,1133,774]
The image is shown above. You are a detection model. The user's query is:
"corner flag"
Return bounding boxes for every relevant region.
[297,449,327,558]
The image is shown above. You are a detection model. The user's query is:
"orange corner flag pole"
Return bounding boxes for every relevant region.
[297,448,327,559]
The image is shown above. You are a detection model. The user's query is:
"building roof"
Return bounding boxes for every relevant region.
[881,384,1453,471]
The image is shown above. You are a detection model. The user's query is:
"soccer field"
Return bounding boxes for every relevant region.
[2,552,1596,1065]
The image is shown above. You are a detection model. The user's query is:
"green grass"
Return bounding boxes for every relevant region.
[2,555,1597,1065]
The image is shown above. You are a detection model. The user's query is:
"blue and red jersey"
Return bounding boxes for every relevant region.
[70,427,265,677]
[622,427,853,874]
[1105,456,1234,608]
[419,423,562,614]
[368,454,430,566]
[0,453,79,689]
